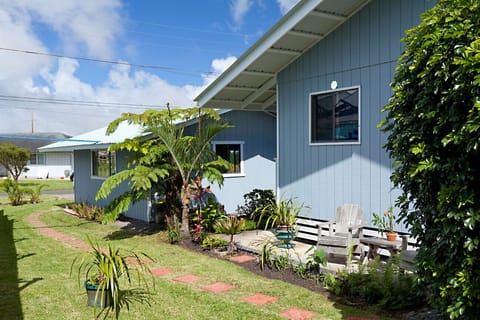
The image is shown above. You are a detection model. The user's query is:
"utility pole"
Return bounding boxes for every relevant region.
[31,112,34,133]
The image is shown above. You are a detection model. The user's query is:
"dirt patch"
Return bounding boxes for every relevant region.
[179,239,332,297]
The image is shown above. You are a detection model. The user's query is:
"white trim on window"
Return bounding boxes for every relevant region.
[212,140,245,178]
[91,150,116,179]
[309,85,361,146]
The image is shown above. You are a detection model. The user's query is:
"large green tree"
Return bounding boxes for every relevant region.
[0,143,31,181]
[96,107,230,236]
[381,1,480,318]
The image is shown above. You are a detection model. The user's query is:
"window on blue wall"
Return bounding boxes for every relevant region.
[28,153,46,165]
[91,150,116,178]
[212,142,244,176]
[310,86,360,144]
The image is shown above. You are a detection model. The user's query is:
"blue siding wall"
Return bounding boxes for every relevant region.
[277,0,434,231]
[209,110,276,213]
[73,149,148,221]
[72,110,275,220]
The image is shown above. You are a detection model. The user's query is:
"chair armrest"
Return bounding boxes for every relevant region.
[317,221,335,236]
[347,223,366,231]
[317,221,334,228]
[348,223,366,238]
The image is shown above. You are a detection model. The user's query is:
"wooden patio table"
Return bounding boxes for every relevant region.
[360,237,402,262]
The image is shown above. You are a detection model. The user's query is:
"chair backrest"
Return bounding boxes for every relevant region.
[335,204,363,233]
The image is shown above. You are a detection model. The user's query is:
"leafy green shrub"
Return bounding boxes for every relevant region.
[380,1,480,317]
[192,198,225,233]
[166,215,182,244]
[200,235,228,251]
[325,256,427,311]
[70,202,105,223]
[240,219,257,231]
[305,246,327,273]
[24,184,46,204]
[237,189,275,224]
[1,178,25,206]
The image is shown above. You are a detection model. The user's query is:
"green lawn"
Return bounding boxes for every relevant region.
[0,199,388,319]
[16,179,73,191]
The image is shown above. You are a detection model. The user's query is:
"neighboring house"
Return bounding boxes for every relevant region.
[195,0,435,232]
[0,132,73,179]
[40,110,276,221]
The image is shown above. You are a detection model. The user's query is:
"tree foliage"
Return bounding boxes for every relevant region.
[380,1,480,318]
[0,143,31,181]
[96,107,230,236]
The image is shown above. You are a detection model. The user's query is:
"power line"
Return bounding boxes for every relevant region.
[0,47,214,76]
[0,94,167,110]
[126,18,250,37]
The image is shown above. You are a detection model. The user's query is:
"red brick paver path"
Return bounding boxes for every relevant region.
[171,274,203,284]
[150,268,175,276]
[241,293,278,305]
[279,307,317,320]
[27,210,383,320]
[229,254,256,263]
[201,282,236,293]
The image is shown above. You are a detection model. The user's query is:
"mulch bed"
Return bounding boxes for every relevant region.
[179,239,332,298]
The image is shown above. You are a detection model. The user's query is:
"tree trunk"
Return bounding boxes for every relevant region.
[180,186,190,237]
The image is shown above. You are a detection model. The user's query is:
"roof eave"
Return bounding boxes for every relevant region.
[194,0,323,107]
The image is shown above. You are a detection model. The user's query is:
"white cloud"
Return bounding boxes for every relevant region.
[0,8,51,83]
[276,0,300,15]
[230,0,252,31]
[5,0,123,58]
[201,56,237,87]
[0,1,238,136]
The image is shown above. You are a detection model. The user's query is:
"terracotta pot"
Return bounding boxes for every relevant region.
[386,232,397,242]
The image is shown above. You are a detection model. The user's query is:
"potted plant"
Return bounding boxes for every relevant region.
[71,237,154,319]
[372,207,397,241]
[255,197,304,248]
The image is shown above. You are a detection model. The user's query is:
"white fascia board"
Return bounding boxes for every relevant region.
[194,0,323,107]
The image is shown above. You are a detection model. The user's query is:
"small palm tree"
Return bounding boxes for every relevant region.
[96,107,231,238]
[214,215,245,254]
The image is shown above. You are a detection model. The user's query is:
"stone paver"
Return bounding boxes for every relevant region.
[171,274,203,284]
[201,282,236,293]
[279,307,317,320]
[150,268,175,276]
[229,255,256,263]
[240,293,278,305]
[24,211,354,320]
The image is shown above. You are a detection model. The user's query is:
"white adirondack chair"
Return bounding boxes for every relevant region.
[317,204,365,257]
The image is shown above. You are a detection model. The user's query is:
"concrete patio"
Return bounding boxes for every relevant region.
[222,229,361,273]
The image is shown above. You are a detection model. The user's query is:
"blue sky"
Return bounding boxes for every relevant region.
[0,0,299,135]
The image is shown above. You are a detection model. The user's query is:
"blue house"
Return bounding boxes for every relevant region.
[195,0,435,232]
[40,110,276,221]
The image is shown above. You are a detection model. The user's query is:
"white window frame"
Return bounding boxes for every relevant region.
[309,85,361,146]
[91,150,116,179]
[212,141,245,178]
[28,153,46,165]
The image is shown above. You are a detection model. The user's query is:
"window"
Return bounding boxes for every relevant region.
[92,150,116,178]
[213,142,243,176]
[28,153,45,165]
[310,86,360,144]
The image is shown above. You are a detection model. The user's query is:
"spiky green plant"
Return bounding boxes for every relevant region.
[71,237,154,319]
[214,215,245,254]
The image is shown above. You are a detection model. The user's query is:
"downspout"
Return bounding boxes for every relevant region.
[275,81,280,201]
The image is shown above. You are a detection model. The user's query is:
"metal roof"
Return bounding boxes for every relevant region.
[195,0,370,112]
[38,123,146,152]
[0,132,71,151]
